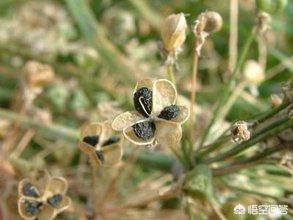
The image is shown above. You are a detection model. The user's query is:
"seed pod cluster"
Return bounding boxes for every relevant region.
[161,13,187,52]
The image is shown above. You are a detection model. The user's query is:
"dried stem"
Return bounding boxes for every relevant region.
[200,33,254,147]
[205,117,292,164]
[189,38,200,147]
[167,63,176,84]
[228,0,238,73]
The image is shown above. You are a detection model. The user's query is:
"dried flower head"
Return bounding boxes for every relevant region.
[78,121,123,167]
[254,11,271,34]
[112,79,189,147]
[231,121,251,143]
[197,11,223,34]
[18,175,71,220]
[161,13,187,52]
[243,60,265,85]
[24,61,55,89]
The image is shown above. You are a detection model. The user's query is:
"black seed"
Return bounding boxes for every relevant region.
[23,183,40,198]
[133,87,152,117]
[102,136,120,147]
[47,194,63,208]
[158,105,180,120]
[83,135,99,147]
[24,200,43,216]
[95,150,105,164]
[132,121,156,140]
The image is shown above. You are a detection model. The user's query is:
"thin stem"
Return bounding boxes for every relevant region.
[249,102,290,127]
[189,41,199,147]
[205,117,292,164]
[213,145,284,176]
[200,33,254,147]
[166,63,176,84]
[228,0,238,73]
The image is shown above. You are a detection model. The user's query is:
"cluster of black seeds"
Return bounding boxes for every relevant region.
[24,200,43,215]
[132,121,156,140]
[83,135,99,147]
[47,194,63,208]
[158,105,180,120]
[102,136,120,147]
[23,183,40,198]
[133,87,152,117]
[95,150,105,163]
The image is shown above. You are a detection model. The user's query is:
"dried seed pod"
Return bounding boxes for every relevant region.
[158,105,180,120]
[161,13,187,52]
[132,121,156,140]
[24,200,43,216]
[231,121,251,143]
[243,60,265,85]
[256,0,288,14]
[133,87,152,117]
[198,11,223,34]
[24,61,55,88]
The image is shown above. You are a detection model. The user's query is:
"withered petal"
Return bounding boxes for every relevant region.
[155,121,182,148]
[101,143,123,166]
[100,121,113,143]
[134,78,154,91]
[153,79,177,115]
[80,123,102,141]
[37,204,55,220]
[45,177,68,195]
[112,111,145,131]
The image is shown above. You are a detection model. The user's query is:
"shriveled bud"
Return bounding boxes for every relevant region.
[270,94,282,107]
[198,11,223,34]
[24,61,55,88]
[231,121,251,143]
[281,81,293,102]
[256,0,288,14]
[161,13,187,52]
[243,60,265,85]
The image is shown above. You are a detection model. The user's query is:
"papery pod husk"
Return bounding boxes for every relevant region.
[256,0,288,14]
[183,164,213,201]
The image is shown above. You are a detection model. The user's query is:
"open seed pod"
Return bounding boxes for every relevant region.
[18,175,71,220]
[79,121,123,167]
[112,79,189,148]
